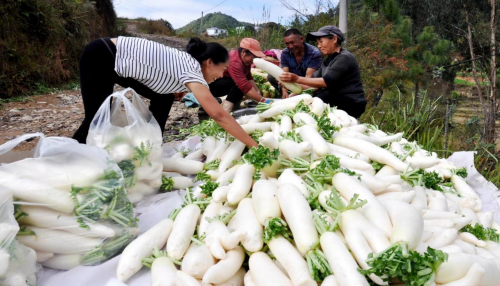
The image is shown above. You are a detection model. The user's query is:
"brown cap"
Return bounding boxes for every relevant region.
[239,38,265,58]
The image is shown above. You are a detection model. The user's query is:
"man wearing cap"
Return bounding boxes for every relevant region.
[268,28,322,98]
[209,38,271,112]
[280,25,367,118]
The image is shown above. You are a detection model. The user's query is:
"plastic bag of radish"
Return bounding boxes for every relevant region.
[87,88,163,204]
[0,191,38,286]
[115,93,500,286]
[0,134,139,271]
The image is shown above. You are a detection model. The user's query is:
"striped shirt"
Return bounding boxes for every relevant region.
[114,36,209,94]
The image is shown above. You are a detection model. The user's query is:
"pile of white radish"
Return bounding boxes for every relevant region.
[116,93,500,286]
[88,131,164,204]
[0,136,139,271]
[0,192,37,286]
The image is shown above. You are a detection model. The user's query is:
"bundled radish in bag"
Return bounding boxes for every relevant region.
[86,88,163,203]
[0,192,37,286]
[0,133,139,270]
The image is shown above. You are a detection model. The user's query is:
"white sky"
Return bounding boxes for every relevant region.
[112,0,338,29]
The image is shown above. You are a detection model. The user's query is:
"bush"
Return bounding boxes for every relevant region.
[0,0,119,98]
[137,19,175,36]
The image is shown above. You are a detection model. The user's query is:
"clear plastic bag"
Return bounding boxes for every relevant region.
[0,191,37,286]
[0,134,139,271]
[87,88,163,204]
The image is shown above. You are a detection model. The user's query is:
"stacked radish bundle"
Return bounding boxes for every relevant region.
[0,136,139,270]
[117,94,500,286]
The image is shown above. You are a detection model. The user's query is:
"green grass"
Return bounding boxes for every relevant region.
[454,78,490,86]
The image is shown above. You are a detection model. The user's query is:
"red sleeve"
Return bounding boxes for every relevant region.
[246,70,254,81]
[228,59,253,94]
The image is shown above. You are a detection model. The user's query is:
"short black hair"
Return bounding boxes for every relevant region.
[283,28,302,37]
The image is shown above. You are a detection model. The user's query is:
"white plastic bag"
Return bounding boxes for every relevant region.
[87,88,163,204]
[0,134,139,271]
[0,191,37,286]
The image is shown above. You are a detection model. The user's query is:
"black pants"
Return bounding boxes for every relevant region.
[209,77,244,104]
[72,38,174,143]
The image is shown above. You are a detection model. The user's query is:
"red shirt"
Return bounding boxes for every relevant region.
[223,50,254,94]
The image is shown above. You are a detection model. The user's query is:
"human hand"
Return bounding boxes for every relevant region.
[281,88,289,99]
[173,92,187,101]
[279,72,299,83]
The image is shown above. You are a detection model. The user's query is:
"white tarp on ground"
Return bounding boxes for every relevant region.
[37,148,499,286]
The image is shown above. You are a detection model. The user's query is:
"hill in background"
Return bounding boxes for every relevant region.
[176,12,253,34]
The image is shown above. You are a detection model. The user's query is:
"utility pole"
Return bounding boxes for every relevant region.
[200,11,204,34]
[339,0,348,43]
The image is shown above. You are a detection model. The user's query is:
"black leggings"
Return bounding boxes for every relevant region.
[72,38,174,143]
[209,77,244,104]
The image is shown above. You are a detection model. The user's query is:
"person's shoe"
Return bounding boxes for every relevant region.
[222,101,234,113]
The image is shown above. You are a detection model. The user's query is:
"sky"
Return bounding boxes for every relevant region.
[112,0,338,29]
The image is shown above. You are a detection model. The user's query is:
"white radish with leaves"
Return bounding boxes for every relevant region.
[382,200,423,250]
[167,204,201,260]
[278,169,309,198]
[227,198,263,252]
[249,252,293,286]
[227,163,255,205]
[278,140,313,159]
[117,218,174,282]
[162,158,204,175]
[218,140,246,172]
[277,183,318,255]
[181,242,216,279]
[300,125,330,157]
[199,202,223,236]
[202,246,245,284]
[253,58,302,94]
[252,180,281,225]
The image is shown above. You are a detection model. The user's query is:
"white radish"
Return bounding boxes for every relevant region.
[439,263,485,286]
[19,205,115,238]
[227,198,263,252]
[382,200,423,250]
[278,169,309,198]
[176,271,202,286]
[249,252,293,286]
[333,136,408,171]
[167,204,201,260]
[241,122,273,134]
[16,226,101,254]
[202,246,245,284]
[278,140,313,159]
[294,113,318,129]
[279,115,293,134]
[258,102,297,118]
[376,191,416,203]
[216,164,241,186]
[206,220,245,259]
[277,183,318,255]
[218,140,246,172]
[267,236,316,286]
[358,173,391,194]
[244,271,257,286]
[162,158,204,175]
[151,257,180,286]
[253,58,302,94]
[202,137,217,159]
[252,180,281,225]
[300,125,330,157]
[212,186,230,203]
[207,138,231,163]
[185,148,204,160]
[322,275,341,286]
[214,267,246,286]
[320,231,370,286]
[171,176,194,190]
[199,202,223,236]
[451,175,482,212]
[435,253,500,285]
[333,172,392,237]
[42,254,82,270]
[310,97,326,116]
[117,218,174,282]
[226,163,255,205]
[259,132,279,150]
[35,252,54,263]
[181,242,216,279]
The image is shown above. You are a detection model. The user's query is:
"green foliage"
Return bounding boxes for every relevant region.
[460,223,500,243]
[137,19,175,36]
[0,0,118,98]
[176,12,252,34]
[359,243,448,286]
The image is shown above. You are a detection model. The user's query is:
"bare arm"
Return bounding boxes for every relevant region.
[186,82,258,147]
[281,67,290,98]
[279,72,327,88]
[246,81,267,103]
[305,68,317,78]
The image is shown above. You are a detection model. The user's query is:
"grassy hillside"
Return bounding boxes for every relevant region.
[177,12,252,34]
[0,0,122,98]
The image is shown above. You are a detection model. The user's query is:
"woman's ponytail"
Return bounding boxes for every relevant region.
[186,37,228,65]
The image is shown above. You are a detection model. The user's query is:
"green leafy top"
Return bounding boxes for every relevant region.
[195,171,212,183]
[204,159,221,171]
[160,175,174,192]
[358,243,448,286]
[459,223,499,242]
[174,146,191,156]
[279,130,303,143]
[251,129,265,141]
[242,145,280,180]
[263,218,293,244]
[178,119,227,140]
[205,209,236,225]
[315,113,339,142]
[302,88,315,95]
[281,100,310,117]
[133,142,153,167]
[401,168,449,192]
[142,247,181,268]
[117,160,136,187]
[200,181,220,197]
[453,167,468,178]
